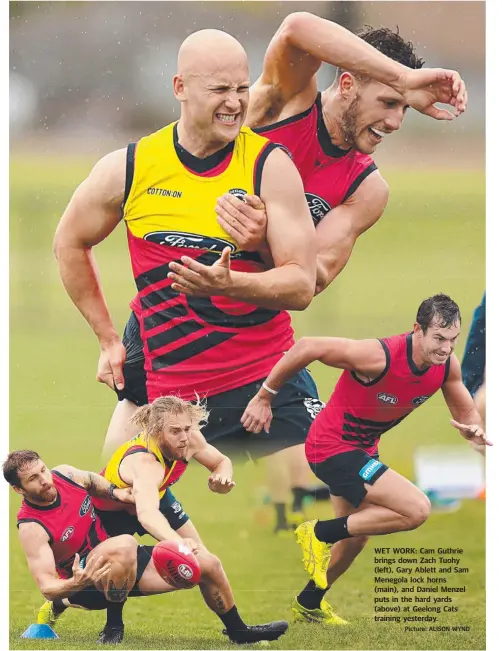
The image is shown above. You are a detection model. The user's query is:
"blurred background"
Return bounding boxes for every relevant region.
[10,2,485,650]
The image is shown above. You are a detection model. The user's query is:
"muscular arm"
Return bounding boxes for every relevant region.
[248,12,405,125]
[191,430,233,478]
[18,523,79,600]
[53,464,130,502]
[225,148,316,310]
[257,336,386,401]
[122,454,183,543]
[442,355,482,427]
[53,149,126,346]
[315,172,389,294]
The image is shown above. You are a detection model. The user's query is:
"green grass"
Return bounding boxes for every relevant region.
[9,155,485,649]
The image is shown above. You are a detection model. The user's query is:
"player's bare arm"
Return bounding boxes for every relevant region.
[18,522,111,600]
[190,430,235,495]
[241,337,386,433]
[247,12,467,128]
[169,148,316,310]
[442,355,492,447]
[122,453,199,552]
[314,172,389,294]
[53,148,127,391]
[54,464,134,504]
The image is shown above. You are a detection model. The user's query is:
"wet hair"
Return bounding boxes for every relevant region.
[416,294,461,333]
[131,395,209,444]
[337,25,424,82]
[3,450,41,488]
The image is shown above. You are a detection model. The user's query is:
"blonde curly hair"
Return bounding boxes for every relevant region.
[130,395,208,445]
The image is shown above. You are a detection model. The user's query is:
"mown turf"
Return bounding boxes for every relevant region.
[9,155,485,649]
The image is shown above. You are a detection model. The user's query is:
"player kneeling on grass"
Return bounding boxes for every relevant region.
[91,394,288,644]
[242,293,491,626]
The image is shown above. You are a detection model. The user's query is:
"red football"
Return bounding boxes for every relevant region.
[152,540,201,589]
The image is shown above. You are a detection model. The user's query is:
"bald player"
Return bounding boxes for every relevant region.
[54,31,324,489]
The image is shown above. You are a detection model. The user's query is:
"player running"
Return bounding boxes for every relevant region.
[241,294,490,625]
[5,445,288,644]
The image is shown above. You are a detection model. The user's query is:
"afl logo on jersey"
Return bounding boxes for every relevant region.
[79,495,92,517]
[411,395,431,406]
[377,392,398,405]
[60,526,74,543]
[305,193,331,225]
[144,231,236,253]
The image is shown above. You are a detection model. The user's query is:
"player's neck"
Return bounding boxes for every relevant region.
[177,119,231,158]
[410,333,430,371]
[320,89,352,151]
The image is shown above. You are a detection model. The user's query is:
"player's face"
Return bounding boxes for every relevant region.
[175,63,250,148]
[16,459,57,504]
[158,412,193,460]
[341,80,408,155]
[416,320,461,365]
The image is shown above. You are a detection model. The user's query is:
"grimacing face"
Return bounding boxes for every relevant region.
[15,458,57,504]
[416,320,461,366]
[340,78,409,155]
[175,62,250,147]
[157,411,194,460]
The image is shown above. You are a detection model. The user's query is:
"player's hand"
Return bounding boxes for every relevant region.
[215,193,267,252]
[178,538,201,556]
[114,487,135,504]
[72,553,112,589]
[241,395,273,434]
[450,419,492,447]
[400,68,468,120]
[168,247,233,297]
[208,474,236,494]
[97,339,126,391]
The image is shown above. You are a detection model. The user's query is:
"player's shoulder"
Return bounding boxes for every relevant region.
[350,167,389,204]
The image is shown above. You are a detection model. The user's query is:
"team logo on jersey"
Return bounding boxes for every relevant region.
[377,392,398,405]
[147,187,183,198]
[144,231,236,253]
[60,526,75,543]
[304,397,325,419]
[171,501,186,519]
[229,188,247,201]
[305,193,331,224]
[79,495,92,517]
[411,395,431,406]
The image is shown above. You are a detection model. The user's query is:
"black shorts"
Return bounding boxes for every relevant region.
[309,449,389,508]
[96,488,189,538]
[115,312,323,460]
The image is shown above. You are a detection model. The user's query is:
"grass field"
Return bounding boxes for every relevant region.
[9,155,485,649]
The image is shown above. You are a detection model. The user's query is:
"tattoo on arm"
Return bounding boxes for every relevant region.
[106,579,129,602]
[212,589,226,613]
[86,472,114,499]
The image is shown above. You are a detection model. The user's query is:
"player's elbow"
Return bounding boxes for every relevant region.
[288,268,315,310]
[280,12,313,45]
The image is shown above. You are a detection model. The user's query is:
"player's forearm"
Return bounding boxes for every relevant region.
[448,403,482,429]
[226,264,315,310]
[39,576,81,601]
[86,472,116,500]
[256,338,321,401]
[211,456,233,480]
[54,244,119,345]
[283,12,404,90]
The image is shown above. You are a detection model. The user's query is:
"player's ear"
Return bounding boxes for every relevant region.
[12,485,24,496]
[173,74,187,102]
[413,322,422,337]
[339,72,356,98]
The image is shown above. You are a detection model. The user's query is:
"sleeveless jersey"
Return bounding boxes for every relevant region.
[305,333,451,462]
[17,471,108,579]
[94,432,188,513]
[123,122,295,401]
[255,93,377,224]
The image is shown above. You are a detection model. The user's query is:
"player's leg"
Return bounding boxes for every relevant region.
[102,312,147,459]
[293,495,368,625]
[173,518,289,643]
[472,380,486,456]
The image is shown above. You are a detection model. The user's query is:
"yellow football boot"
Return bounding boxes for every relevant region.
[294,519,332,589]
[291,597,349,626]
[37,601,63,628]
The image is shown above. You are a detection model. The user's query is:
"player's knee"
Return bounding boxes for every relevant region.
[106,534,138,564]
[198,551,224,581]
[404,497,431,530]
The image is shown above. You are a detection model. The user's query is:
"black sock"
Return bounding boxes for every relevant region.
[274,503,287,528]
[292,487,308,512]
[315,516,352,544]
[297,580,329,611]
[106,601,125,628]
[219,605,247,632]
[52,598,67,616]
